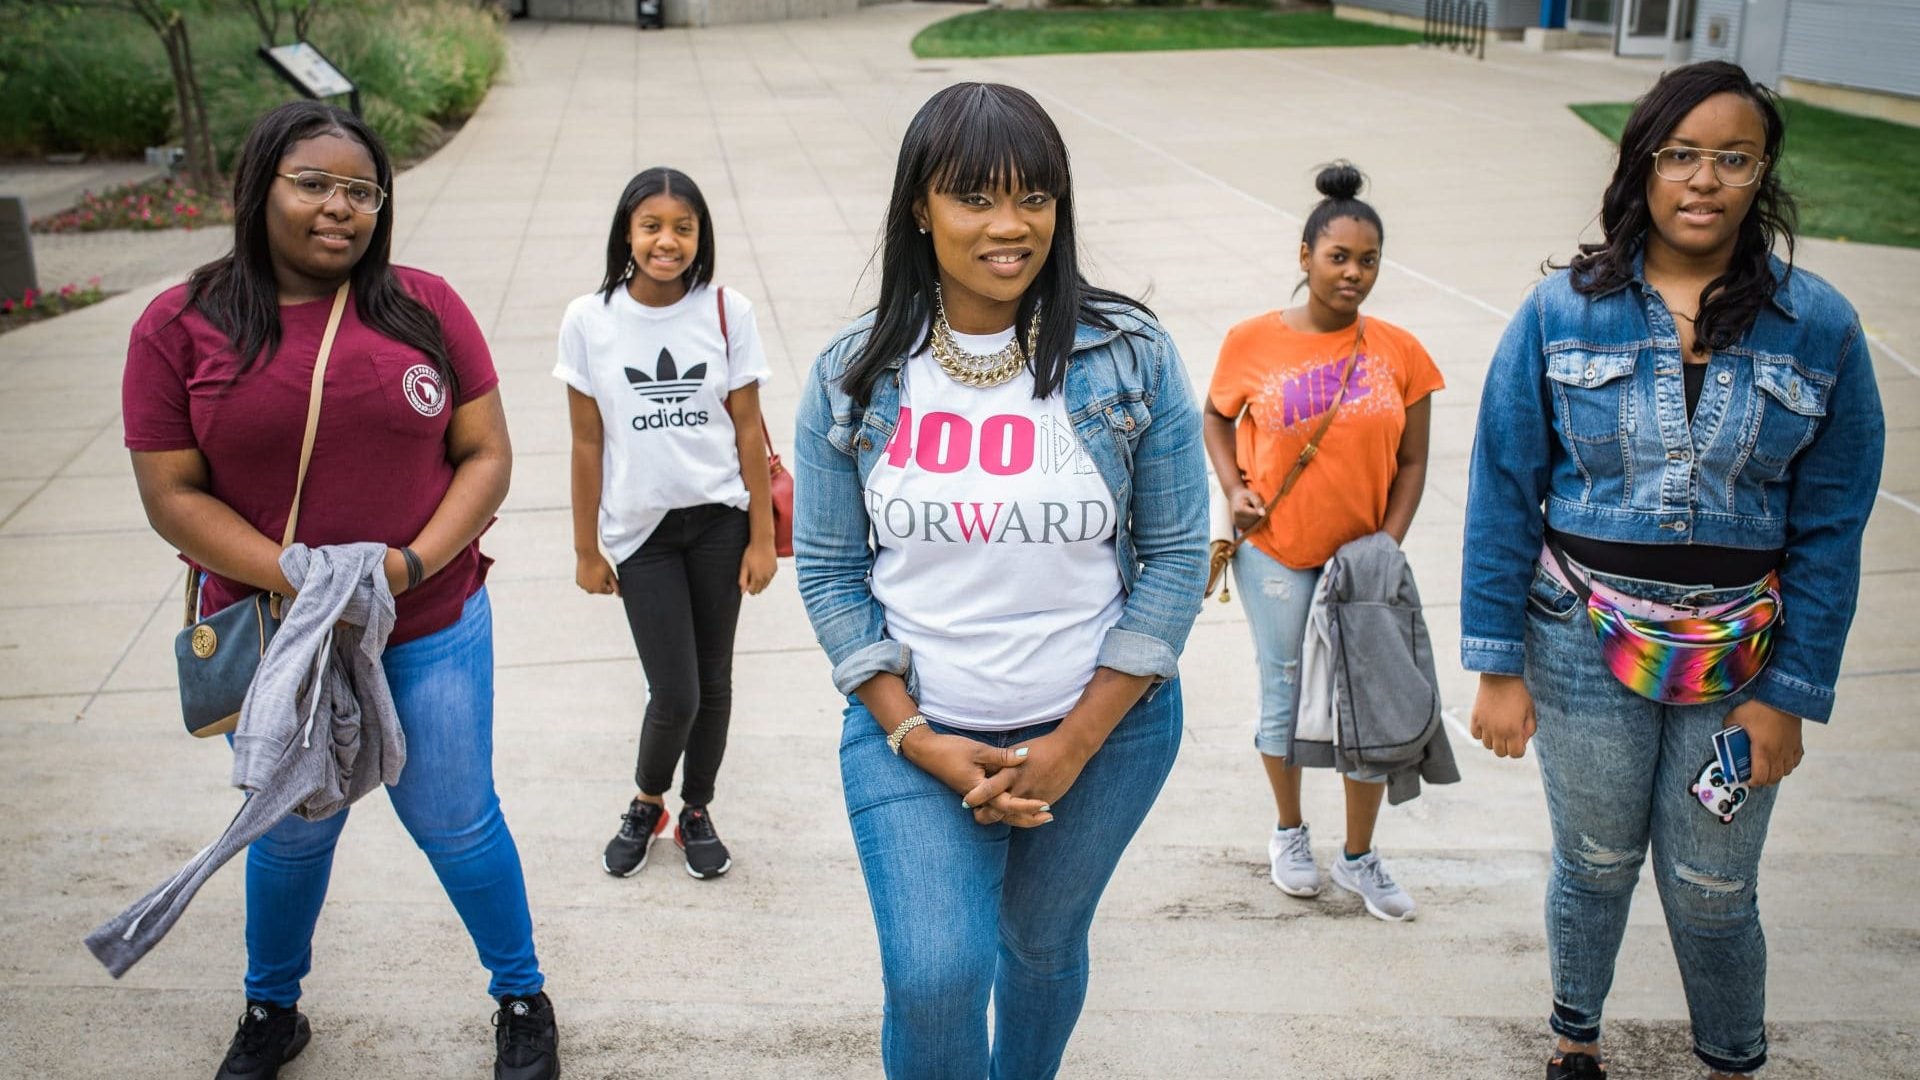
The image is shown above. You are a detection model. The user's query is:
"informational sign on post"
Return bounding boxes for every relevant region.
[259,42,360,117]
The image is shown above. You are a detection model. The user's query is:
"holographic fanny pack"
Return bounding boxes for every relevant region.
[1542,543,1781,706]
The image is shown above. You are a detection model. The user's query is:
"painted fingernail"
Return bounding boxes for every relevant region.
[1015,747,1029,758]
[1039,804,1050,812]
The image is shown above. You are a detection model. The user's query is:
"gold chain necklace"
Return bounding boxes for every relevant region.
[930,286,1041,389]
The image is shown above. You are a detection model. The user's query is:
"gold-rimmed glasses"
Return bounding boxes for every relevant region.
[1650,146,1767,188]
[277,170,387,214]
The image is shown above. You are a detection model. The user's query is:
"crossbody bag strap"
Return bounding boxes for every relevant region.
[717,285,777,451]
[282,282,351,547]
[1230,315,1367,552]
[184,282,349,627]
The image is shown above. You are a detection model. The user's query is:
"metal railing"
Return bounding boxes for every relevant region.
[1423,0,1489,59]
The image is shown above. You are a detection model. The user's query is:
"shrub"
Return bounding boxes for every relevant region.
[0,0,507,168]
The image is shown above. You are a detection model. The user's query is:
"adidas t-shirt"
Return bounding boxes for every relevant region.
[554,283,771,561]
[864,328,1123,731]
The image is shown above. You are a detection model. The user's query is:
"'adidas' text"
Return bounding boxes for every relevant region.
[633,408,711,431]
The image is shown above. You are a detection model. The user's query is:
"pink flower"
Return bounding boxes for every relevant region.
[88,276,101,286]
[60,284,76,297]
[1,299,14,313]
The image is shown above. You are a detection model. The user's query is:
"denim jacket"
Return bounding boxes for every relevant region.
[794,306,1208,699]
[1462,253,1885,722]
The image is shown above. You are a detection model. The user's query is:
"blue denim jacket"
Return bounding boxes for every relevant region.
[794,306,1208,699]
[1462,253,1885,721]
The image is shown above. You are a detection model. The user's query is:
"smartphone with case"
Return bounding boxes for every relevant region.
[1691,725,1752,824]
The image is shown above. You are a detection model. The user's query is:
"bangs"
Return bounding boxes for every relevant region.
[918,85,1070,197]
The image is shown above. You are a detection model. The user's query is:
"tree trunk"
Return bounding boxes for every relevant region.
[175,18,220,187]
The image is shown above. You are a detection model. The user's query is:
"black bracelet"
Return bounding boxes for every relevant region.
[400,546,424,591]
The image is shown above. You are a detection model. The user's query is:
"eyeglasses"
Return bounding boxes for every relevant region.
[277,170,387,214]
[1650,146,1767,188]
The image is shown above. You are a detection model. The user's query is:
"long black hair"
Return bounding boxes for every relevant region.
[185,100,455,394]
[597,167,717,303]
[1569,60,1796,355]
[843,82,1149,406]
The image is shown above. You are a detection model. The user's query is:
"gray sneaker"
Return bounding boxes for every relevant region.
[1331,849,1417,921]
[1267,824,1321,897]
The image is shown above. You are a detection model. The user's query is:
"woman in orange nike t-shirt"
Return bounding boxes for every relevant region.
[1203,162,1443,920]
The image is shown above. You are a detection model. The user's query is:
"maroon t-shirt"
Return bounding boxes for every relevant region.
[122,267,499,645]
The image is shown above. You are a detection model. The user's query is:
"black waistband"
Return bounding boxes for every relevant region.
[1546,529,1783,590]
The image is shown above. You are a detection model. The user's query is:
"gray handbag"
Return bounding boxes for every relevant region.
[174,282,348,737]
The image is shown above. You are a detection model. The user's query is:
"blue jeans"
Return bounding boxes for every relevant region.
[1525,564,1776,1075]
[240,588,544,1004]
[839,683,1183,1080]
[1230,544,1321,759]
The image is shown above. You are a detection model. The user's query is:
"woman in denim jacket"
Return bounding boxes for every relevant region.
[1462,63,1884,1080]
[794,83,1206,1079]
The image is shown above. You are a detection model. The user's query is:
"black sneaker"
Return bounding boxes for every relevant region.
[493,991,559,1080]
[675,805,732,879]
[602,798,669,877]
[214,1001,310,1080]
[1546,1051,1607,1079]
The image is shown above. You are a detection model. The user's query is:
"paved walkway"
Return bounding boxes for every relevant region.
[2,7,1916,1077]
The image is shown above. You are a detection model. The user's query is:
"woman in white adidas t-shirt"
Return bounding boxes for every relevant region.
[555,167,775,882]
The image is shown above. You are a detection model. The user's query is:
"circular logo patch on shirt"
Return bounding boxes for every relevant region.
[402,364,447,417]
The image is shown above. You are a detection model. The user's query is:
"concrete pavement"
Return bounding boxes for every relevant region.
[2,6,1917,1076]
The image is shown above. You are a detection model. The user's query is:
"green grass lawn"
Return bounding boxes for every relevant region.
[912,8,1423,59]
[1570,101,1920,249]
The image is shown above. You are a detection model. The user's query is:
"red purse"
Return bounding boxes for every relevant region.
[717,287,793,557]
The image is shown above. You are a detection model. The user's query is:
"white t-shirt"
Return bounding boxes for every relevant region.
[554,283,771,561]
[865,327,1124,731]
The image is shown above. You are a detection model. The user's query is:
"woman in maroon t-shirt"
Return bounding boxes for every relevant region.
[121,101,558,1080]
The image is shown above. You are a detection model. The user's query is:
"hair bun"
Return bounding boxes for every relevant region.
[1314,161,1366,201]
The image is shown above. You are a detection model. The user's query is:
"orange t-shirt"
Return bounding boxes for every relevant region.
[1209,313,1443,570]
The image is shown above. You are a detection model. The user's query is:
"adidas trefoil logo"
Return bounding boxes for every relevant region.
[626,347,707,405]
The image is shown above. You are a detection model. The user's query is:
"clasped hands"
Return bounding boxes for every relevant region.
[902,727,1094,828]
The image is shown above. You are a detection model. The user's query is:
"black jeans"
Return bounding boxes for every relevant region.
[617,504,749,806]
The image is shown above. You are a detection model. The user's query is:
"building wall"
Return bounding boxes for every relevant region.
[1332,0,1538,31]
[1778,0,1920,99]
[1688,0,1744,63]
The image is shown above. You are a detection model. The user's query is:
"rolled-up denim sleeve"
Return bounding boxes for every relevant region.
[1754,319,1884,722]
[792,358,913,697]
[1461,289,1553,676]
[1097,328,1208,680]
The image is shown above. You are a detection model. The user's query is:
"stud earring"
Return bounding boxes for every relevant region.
[918,226,928,235]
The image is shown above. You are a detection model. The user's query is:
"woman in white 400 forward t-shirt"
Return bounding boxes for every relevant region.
[555,167,775,882]
[794,84,1208,1079]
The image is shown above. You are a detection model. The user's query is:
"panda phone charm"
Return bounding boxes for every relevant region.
[1692,725,1753,824]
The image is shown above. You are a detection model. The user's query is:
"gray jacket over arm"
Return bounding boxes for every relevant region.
[86,543,405,977]
[1289,531,1460,805]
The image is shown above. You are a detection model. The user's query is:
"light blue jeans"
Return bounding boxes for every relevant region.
[240,587,545,1004]
[1525,564,1776,1075]
[1230,544,1322,759]
[838,683,1183,1080]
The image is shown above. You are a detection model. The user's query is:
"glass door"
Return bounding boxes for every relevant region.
[1616,0,1677,55]
[1568,0,1613,33]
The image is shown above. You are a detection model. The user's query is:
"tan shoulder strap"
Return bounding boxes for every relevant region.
[184,282,349,627]
[1231,315,1366,550]
[282,282,351,547]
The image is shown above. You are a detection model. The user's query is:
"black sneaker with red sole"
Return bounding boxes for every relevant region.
[675,805,732,879]
[602,798,669,877]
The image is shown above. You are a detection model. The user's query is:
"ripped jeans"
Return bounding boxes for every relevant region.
[1526,563,1777,1075]
[1231,544,1322,759]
